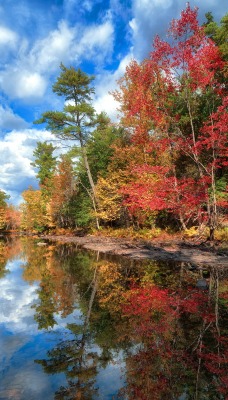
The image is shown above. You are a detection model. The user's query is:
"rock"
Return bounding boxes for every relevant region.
[196,278,208,289]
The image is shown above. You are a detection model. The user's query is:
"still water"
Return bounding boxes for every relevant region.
[0,237,227,400]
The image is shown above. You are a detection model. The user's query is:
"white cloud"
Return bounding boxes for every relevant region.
[0,129,54,204]
[63,0,95,15]
[0,105,28,130]
[0,16,114,102]
[31,18,114,71]
[94,52,134,120]
[0,70,47,100]
[0,25,19,62]
[0,25,18,47]
[129,18,138,35]
[131,0,226,60]
[79,20,114,63]
[29,20,76,74]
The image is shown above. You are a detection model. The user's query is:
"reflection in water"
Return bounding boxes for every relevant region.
[0,236,22,278]
[119,272,228,400]
[0,237,227,399]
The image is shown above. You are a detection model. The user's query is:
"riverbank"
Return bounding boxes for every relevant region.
[41,233,228,268]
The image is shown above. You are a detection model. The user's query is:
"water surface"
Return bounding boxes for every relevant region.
[0,237,227,399]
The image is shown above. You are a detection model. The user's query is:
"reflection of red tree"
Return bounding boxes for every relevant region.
[122,285,179,399]
[123,285,175,338]
[121,283,228,399]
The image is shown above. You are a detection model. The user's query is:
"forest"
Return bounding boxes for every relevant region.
[1,5,227,242]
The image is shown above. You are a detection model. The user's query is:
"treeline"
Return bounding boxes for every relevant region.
[0,190,20,231]
[3,5,227,239]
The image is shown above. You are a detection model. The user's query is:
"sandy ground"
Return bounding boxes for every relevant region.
[41,234,228,268]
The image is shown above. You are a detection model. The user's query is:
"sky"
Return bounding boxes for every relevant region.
[0,0,226,205]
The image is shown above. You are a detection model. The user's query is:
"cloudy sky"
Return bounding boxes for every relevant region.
[0,0,226,205]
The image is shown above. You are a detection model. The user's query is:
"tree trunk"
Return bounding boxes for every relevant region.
[79,137,100,229]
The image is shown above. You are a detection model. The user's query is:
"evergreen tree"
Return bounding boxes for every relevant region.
[34,64,100,227]
[31,141,57,197]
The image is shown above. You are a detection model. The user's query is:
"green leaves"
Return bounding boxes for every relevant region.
[0,190,10,208]
[31,141,57,189]
[52,63,95,102]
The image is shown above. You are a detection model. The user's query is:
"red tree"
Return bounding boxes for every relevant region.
[116,4,227,235]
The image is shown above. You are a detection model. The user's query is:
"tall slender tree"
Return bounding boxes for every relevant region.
[34,63,100,228]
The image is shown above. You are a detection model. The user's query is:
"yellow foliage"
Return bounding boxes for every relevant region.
[20,187,50,232]
[215,227,228,241]
[97,261,125,314]
[0,207,6,230]
[95,174,124,222]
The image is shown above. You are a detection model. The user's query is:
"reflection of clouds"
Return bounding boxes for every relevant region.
[54,307,82,328]
[97,360,125,399]
[0,257,68,398]
[0,260,39,334]
[0,326,29,372]
[0,327,66,399]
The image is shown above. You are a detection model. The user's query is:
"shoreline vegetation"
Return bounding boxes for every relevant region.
[35,229,228,268]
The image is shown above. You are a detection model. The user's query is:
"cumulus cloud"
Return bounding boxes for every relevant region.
[0,25,18,47]
[78,19,114,64]
[29,20,76,74]
[0,15,114,102]
[0,129,54,204]
[94,52,134,120]
[131,0,226,60]
[0,25,18,61]
[0,70,47,101]
[0,105,28,130]
[31,18,114,73]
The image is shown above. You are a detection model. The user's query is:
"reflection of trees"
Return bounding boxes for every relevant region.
[33,271,57,328]
[0,237,22,278]
[0,240,9,278]
[21,240,78,329]
[34,248,134,399]
[118,267,228,400]
[36,265,100,400]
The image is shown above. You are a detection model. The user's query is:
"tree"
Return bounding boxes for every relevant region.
[49,154,76,228]
[85,114,124,181]
[204,12,228,61]
[4,205,21,231]
[0,190,10,230]
[20,187,50,232]
[114,4,227,236]
[34,63,101,228]
[72,118,128,227]
[31,141,57,197]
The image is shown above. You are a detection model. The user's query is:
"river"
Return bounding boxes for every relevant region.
[0,237,227,399]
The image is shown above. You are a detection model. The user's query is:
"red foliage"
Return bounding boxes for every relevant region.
[116,3,227,228]
[121,165,207,225]
[121,281,228,399]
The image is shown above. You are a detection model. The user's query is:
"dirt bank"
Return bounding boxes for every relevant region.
[41,234,228,268]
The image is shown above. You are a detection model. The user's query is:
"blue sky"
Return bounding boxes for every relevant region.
[0,0,226,205]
